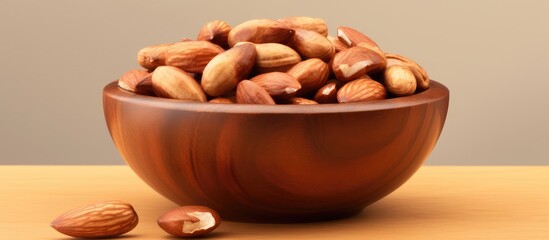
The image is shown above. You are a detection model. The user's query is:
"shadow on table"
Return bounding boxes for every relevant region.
[213,193,474,238]
[54,234,139,240]
[53,193,478,239]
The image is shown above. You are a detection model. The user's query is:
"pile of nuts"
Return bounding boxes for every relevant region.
[118,16,429,104]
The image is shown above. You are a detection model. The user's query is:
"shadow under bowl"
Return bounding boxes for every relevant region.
[103,80,449,223]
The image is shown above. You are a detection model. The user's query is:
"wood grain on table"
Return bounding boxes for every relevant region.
[1,166,548,239]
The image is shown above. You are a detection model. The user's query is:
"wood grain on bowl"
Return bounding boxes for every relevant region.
[103,81,449,222]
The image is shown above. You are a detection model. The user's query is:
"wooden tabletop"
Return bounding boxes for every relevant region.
[1,166,548,239]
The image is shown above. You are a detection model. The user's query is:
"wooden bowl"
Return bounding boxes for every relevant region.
[103,80,449,222]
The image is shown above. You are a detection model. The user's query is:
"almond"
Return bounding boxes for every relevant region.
[251,72,301,99]
[151,66,207,102]
[328,35,349,53]
[201,42,256,97]
[332,46,386,82]
[254,43,301,73]
[287,58,329,96]
[415,66,429,91]
[337,26,382,53]
[209,97,234,104]
[164,41,224,73]
[134,72,156,96]
[337,78,387,103]
[383,65,417,96]
[197,20,232,49]
[278,16,328,36]
[288,97,318,104]
[386,53,429,90]
[228,19,294,47]
[236,80,276,104]
[157,206,221,238]
[314,80,339,103]
[137,43,174,70]
[291,30,335,62]
[138,41,224,73]
[118,69,149,92]
[50,201,138,238]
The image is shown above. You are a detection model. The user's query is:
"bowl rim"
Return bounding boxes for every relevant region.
[103,80,449,114]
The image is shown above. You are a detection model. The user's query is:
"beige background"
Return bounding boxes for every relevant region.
[0,0,547,165]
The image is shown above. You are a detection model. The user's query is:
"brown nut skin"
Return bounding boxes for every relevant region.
[137,41,224,73]
[332,46,386,82]
[313,80,339,103]
[337,77,387,103]
[337,26,382,53]
[197,20,232,49]
[278,16,328,36]
[236,80,276,104]
[328,35,349,53]
[201,42,256,97]
[286,58,330,97]
[136,43,174,70]
[228,19,294,47]
[209,97,235,104]
[386,53,430,91]
[157,206,221,238]
[134,72,156,96]
[291,30,335,62]
[288,97,319,104]
[118,69,149,92]
[383,65,417,96]
[254,43,301,73]
[164,41,225,73]
[51,201,138,239]
[250,72,301,99]
[151,66,207,102]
